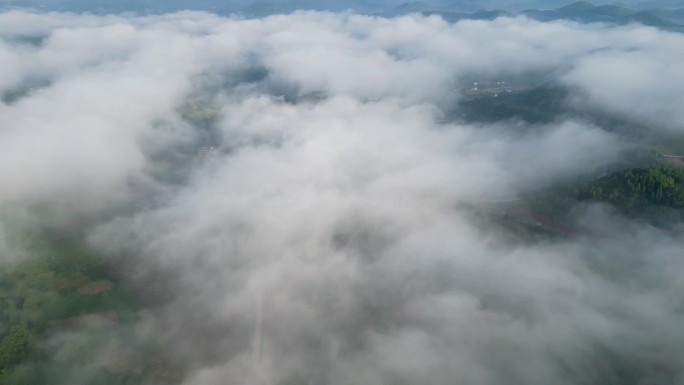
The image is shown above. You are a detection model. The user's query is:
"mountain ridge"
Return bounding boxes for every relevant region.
[0,0,681,33]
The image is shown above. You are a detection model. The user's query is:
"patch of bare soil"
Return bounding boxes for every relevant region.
[48,310,119,332]
[77,279,115,295]
[56,276,88,291]
[100,346,144,374]
[664,156,684,168]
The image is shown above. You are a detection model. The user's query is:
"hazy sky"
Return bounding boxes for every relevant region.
[1,0,683,14]
[0,9,683,385]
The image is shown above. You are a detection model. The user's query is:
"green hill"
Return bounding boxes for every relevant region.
[523,1,683,30]
[572,166,684,209]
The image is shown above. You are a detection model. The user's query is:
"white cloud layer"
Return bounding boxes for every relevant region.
[0,9,682,385]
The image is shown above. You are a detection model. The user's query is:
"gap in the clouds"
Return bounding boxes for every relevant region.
[1,9,684,385]
[449,71,684,150]
[1,32,47,47]
[2,77,52,105]
[0,224,184,383]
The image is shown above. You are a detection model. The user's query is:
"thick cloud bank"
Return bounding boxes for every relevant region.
[1,10,683,385]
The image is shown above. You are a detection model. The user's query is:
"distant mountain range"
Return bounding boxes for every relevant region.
[0,0,682,33]
[389,1,684,32]
[523,2,683,30]
[649,7,684,23]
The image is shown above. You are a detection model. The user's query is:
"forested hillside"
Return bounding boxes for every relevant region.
[0,234,152,384]
[572,166,684,209]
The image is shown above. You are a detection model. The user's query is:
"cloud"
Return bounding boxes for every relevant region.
[0,9,682,385]
[564,30,684,131]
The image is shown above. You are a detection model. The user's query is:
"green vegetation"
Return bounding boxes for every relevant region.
[0,233,149,384]
[472,165,684,243]
[643,139,684,157]
[458,84,682,148]
[459,86,568,124]
[0,326,35,371]
[465,203,568,245]
[525,165,684,221]
[572,166,684,210]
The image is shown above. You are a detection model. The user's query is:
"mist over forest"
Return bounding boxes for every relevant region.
[0,3,683,385]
